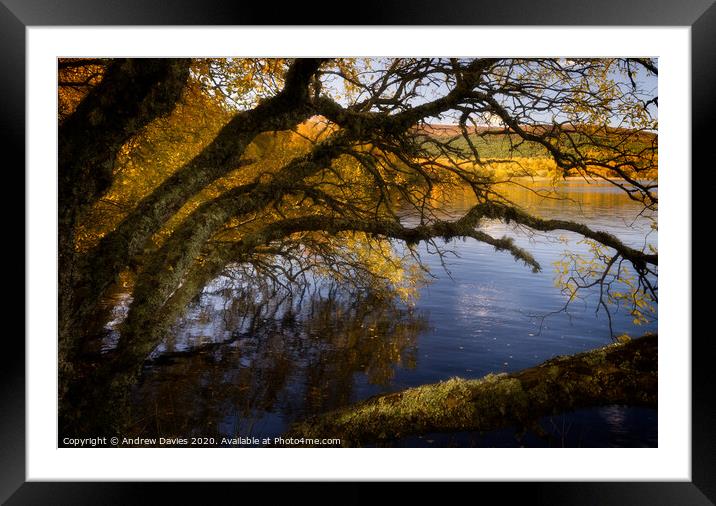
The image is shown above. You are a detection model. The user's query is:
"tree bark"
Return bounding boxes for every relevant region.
[286,334,657,446]
[78,59,326,322]
[58,58,191,396]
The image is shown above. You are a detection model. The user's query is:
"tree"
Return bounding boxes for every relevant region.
[58,57,658,435]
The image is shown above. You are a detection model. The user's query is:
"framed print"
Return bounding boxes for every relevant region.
[5,0,716,502]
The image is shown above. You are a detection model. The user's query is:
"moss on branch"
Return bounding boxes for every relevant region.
[286,334,657,446]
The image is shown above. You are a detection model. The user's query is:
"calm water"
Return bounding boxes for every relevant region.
[113,180,658,447]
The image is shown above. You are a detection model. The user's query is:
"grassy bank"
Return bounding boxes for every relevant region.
[287,334,657,446]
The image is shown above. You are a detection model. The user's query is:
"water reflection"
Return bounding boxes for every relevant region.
[126,294,426,439]
[106,180,656,446]
[426,180,657,247]
[392,405,657,448]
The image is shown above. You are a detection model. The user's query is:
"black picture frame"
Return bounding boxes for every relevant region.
[4,0,715,503]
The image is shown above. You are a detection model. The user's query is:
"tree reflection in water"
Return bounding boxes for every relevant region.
[118,279,426,440]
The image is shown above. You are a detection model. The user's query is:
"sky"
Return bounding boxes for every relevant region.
[317,57,658,128]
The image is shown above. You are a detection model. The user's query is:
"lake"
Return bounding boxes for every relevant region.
[108,180,657,447]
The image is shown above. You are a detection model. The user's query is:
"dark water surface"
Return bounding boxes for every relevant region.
[113,180,657,447]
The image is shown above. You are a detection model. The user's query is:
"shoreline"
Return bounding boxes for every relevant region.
[286,334,657,447]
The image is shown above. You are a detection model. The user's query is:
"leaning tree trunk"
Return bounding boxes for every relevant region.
[58,58,325,436]
[286,334,657,446]
[58,58,191,401]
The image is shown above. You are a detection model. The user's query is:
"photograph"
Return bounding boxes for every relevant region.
[57,57,659,449]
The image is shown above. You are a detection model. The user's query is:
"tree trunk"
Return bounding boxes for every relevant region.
[77,59,325,329]
[58,58,191,401]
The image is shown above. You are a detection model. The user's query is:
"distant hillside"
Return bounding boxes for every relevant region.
[415,123,657,160]
[418,122,657,138]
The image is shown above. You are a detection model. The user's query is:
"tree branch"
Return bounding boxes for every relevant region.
[476,202,657,268]
[73,59,327,335]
